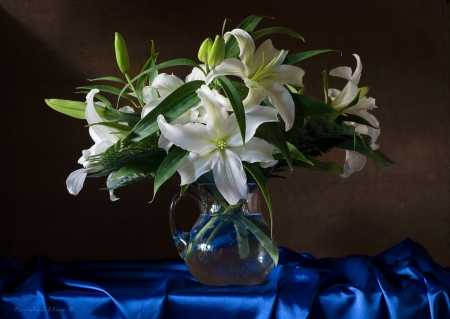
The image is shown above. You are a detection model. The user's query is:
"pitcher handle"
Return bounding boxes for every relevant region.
[169,190,201,259]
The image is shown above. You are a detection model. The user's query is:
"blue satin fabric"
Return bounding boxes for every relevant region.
[1,239,449,319]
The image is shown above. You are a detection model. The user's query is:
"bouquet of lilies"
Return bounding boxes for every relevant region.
[46,15,392,230]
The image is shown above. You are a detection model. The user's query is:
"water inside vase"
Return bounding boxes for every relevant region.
[184,213,275,285]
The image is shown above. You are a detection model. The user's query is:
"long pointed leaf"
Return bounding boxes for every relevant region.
[77,85,135,102]
[118,58,204,107]
[153,147,188,199]
[136,56,154,102]
[76,91,141,125]
[45,99,107,119]
[112,154,164,180]
[88,76,126,84]
[242,162,273,237]
[291,93,337,117]
[335,114,379,129]
[284,50,337,65]
[86,122,132,132]
[216,76,246,145]
[251,27,304,42]
[257,122,292,170]
[126,80,203,143]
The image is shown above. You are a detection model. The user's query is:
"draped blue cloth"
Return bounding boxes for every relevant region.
[1,239,449,319]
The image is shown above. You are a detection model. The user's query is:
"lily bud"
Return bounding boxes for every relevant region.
[115,32,130,74]
[198,38,213,63]
[208,35,225,67]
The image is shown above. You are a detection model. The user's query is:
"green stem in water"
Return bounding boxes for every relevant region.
[233,215,279,265]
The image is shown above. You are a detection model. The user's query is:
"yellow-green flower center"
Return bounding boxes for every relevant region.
[250,50,285,82]
[216,140,227,150]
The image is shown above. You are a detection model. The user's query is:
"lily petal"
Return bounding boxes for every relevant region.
[269,65,305,87]
[341,150,366,178]
[249,39,281,74]
[151,73,184,98]
[178,151,216,185]
[224,29,255,67]
[107,172,121,201]
[351,54,362,85]
[157,115,217,153]
[329,66,352,81]
[227,105,279,147]
[229,137,276,165]
[141,98,162,118]
[205,58,247,84]
[242,87,265,112]
[67,168,87,195]
[158,134,173,153]
[259,79,295,130]
[196,85,229,133]
[330,80,359,111]
[212,149,248,205]
[186,65,206,82]
[346,97,377,112]
[86,89,118,143]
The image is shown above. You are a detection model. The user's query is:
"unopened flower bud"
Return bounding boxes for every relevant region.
[208,35,225,67]
[115,32,130,74]
[198,38,213,63]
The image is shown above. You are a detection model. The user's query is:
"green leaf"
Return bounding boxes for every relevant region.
[153,147,189,199]
[136,56,154,102]
[76,85,135,102]
[76,91,141,125]
[111,154,163,180]
[251,27,304,42]
[230,81,249,100]
[126,80,203,143]
[291,93,337,118]
[335,114,379,129]
[118,58,204,107]
[216,76,246,145]
[305,157,342,174]
[233,215,279,265]
[180,184,190,196]
[45,99,106,119]
[242,162,273,237]
[338,138,394,166]
[284,50,337,65]
[273,142,313,165]
[359,86,370,98]
[341,91,360,112]
[323,70,329,104]
[258,122,292,170]
[225,15,267,59]
[86,122,132,132]
[88,76,126,84]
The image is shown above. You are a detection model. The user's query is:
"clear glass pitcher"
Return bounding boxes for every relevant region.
[169,183,278,285]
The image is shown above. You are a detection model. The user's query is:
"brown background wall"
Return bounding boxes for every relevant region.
[1,0,449,266]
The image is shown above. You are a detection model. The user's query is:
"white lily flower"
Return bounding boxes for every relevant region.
[157,85,278,205]
[205,29,305,130]
[67,89,128,199]
[141,69,230,152]
[328,54,381,177]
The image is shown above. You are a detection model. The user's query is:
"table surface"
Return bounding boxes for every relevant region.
[1,239,449,319]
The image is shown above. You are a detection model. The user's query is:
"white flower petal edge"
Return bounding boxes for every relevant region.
[205,29,304,130]
[340,151,366,178]
[178,151,217,185]
[212,149,248,204]
[230,137,276,166]
[157,115,217,153]
[67,168,88,195]
[158,85,277,205]
[107,172,121,201]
